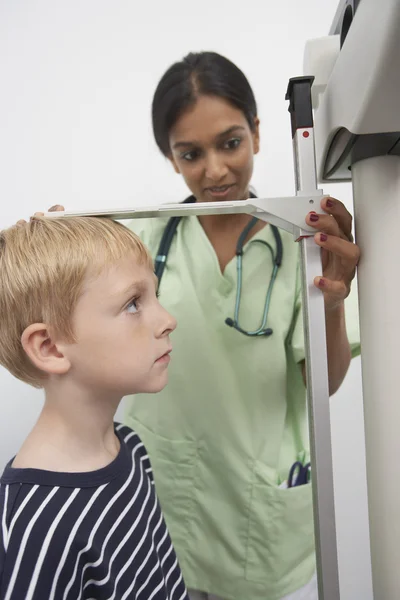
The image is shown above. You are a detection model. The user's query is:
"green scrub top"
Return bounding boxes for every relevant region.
[125,213,360,600]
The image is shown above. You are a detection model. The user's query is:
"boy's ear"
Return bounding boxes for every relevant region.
[21,324,71,376]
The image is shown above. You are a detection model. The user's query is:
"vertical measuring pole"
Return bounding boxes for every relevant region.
[286,78,340,600]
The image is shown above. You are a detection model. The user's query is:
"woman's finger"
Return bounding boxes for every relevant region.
[306,212,342,238]
[314,232,360,266]
[320,196,353,241]
[48,205,65,212]
[314,276,349,303]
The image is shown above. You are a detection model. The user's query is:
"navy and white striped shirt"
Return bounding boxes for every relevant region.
[0,423,188,600]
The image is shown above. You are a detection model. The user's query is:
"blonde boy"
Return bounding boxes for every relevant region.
[0,216,188,600]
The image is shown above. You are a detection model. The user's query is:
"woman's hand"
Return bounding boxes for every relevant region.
[306,196,360,311]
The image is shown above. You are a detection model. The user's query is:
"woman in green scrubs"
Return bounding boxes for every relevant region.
[125,52,360,600]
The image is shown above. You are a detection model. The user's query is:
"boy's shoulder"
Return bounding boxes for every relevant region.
[0,422,146,484]
[0,422,188,600]
[115,422,154,483]
[115,421,150,456]
[0,422,152,533]
[114,420,140,442]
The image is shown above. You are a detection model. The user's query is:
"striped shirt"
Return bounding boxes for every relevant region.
[0,423,188,600]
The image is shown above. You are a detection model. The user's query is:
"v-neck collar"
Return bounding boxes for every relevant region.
[185,215,273,283]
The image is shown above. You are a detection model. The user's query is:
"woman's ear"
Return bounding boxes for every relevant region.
[167,153,181,174]
[21,324,71,376]
[253,117,260,155]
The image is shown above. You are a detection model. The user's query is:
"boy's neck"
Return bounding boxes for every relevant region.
[12,381,122,473]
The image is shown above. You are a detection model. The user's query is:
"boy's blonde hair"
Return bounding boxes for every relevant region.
[0,216,153,388]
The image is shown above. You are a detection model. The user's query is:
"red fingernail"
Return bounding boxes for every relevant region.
[326,199,334,208]
[310,213,319,222]
[319,278,325,287]
[320,233,328,242]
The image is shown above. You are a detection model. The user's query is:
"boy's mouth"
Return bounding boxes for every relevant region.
[155,348,172,364]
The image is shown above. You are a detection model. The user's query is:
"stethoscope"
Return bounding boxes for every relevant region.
[154,192,283,337]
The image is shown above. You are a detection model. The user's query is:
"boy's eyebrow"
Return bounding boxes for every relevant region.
[118,275,158,300]
[172,125,246,150]
[117,280,147,299]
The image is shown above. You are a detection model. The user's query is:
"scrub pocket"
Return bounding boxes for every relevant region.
[245,461,315,586]
[128,419,198,546]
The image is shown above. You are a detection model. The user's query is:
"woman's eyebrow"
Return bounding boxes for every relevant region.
[215,125,246,141]
[172,125,246,150]
[172,139,198,150]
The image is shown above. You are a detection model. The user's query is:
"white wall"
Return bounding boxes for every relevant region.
[0,1,371,598]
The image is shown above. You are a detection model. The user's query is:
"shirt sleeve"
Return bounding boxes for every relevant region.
[290,261,361,365]
[126,216,171,259]
[126,217,154,246]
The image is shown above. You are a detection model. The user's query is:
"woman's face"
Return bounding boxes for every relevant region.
[168,95,260,203]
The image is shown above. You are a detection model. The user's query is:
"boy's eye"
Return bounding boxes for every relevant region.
[126,298,139,314]
[224,137,241,150]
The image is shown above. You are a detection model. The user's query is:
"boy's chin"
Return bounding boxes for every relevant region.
[126,374,169,396]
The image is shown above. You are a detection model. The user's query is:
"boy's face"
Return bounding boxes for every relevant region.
[62,253,176,397]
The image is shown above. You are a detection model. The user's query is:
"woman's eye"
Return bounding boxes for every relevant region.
[224,137,241,150]
[181,150,199,162]
[126,298,139,314]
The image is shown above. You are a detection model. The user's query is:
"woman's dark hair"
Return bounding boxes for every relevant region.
[152,51,258,156]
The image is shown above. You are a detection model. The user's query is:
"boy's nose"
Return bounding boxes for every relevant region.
[158,307,177,338]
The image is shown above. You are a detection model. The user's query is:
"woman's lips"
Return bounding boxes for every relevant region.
[204,184,236,198]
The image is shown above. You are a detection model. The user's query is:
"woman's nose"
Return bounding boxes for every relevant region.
[204,153,229,181]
